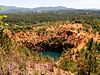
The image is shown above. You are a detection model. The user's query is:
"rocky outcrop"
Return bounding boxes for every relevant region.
[12,30,87,52]
[5,61,73,75]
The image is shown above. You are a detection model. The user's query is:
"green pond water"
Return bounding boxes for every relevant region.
[40,51,62,60]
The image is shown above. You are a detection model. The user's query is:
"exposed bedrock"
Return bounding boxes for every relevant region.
[12,30,87,52]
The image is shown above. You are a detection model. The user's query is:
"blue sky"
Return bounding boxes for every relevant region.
[0,0,100,9]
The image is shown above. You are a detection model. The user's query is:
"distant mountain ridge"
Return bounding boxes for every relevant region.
[0,5,74,13]
[0,5,100,13]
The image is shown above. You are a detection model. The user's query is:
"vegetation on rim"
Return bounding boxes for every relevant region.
[0,8,100,75]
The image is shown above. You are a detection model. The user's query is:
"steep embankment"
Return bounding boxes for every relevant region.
[4,22,100,75]
[11,24,89,51]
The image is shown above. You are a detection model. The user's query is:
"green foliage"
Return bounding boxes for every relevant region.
[1,10,100,34]
[0,8,4,10]
[0,15,8,28]
[60,39,100,75]
[61,59,78,72]
[78,39,100,75]
[37,27,47,34]
[10,26,33,34]
[0,9,8,39]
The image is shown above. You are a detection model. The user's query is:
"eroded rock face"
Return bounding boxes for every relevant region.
[25,61,73,75]
[12,30,87,52]
[10,23,88,51]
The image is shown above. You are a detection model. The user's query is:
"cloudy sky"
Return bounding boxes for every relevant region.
[0,0,100,9]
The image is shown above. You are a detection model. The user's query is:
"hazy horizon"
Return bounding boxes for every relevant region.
[0,0,100,9]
